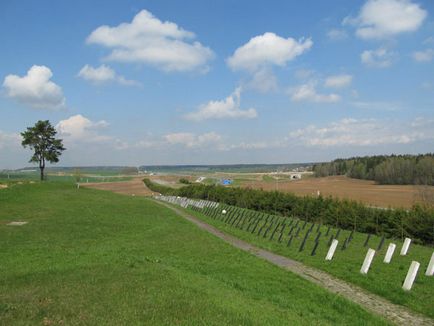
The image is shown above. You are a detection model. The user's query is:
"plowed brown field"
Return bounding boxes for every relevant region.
[81,176,154,196]
[239,175,426,208]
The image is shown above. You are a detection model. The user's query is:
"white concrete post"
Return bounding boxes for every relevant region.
[325,239,339,261]
[383,243,396,264]
[360,248,375,274]
[403,261,420,291]
[425,252,434,276]
[400,238,411,256]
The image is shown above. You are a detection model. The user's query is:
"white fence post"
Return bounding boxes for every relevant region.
[402,261,420,291]
[426,252,434,276]
[360,248,375,274]
[325,239,339,261]
[400,238,411,256]
[383,243,396,264]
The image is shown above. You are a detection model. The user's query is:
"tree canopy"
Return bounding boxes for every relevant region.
[21,120,65,181]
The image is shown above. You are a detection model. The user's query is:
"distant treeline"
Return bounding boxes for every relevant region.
[144,179,434,245]
[140,163,312,174]
[313,154,434,185]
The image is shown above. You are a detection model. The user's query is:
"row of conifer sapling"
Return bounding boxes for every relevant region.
[154,195,434,291]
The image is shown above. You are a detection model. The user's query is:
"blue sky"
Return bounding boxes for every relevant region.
[1,0,434,168]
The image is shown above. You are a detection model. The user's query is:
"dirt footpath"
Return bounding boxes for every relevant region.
[156,200,433,326]
[80,177,155,196]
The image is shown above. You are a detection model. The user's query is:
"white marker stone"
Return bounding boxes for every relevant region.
[402,261,420,291]
[325,239,339,261]
[360,248,375,274]
[222,210,227,214]
[400,238,411,256]
[425,252,434,276]
[383,243,396,264]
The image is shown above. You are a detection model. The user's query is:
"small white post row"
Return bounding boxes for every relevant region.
[360,248,375,274]
[426,252,434,276]
[400,237,411,256]
[383,243,396,264]
[325,239,339,261]
[402,261,420,291]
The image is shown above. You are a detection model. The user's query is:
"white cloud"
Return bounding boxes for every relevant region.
[412,49,434,62]
[163,132,221,148]
[289,117,434,147]
[56,114,111,143]
[361,47,396,67]
[86,10,214,72]
[0,130,21,150]
[77,64,140,86]
[247,68,278,93]
[350,100,400,111]
[227,32,312,72]
[2,65,65,110]
[289,82,341,103]
[185,87,257,121]
[423,36,434,45]
[294,69,315,80]
[324,74,353,88]
[344,0,427,39]
[327,28,349,41]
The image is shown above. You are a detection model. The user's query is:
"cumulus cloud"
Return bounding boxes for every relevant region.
[344,0,427,39]
[185,87,257,121]
[324,74,353,88]
[350,100,400,111]
[0,130,21,150]
[412,49,434,62]
[227,33,312,92]
[86,10,214,72]
[423,36,434,45]
[289,82,340,103]
[2,65,65,110]
[77,64,140,86]
[289,117,434,147]
[361,47,396,67]
[247,68,278,93]
[56,114,111,143]
[227,32,312,71]
[327,29,349,41]
[163,132,221,148]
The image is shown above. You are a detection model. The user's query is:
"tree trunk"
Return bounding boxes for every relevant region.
[39,157,45,181]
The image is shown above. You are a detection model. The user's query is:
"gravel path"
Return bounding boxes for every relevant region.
[156,200,433,326]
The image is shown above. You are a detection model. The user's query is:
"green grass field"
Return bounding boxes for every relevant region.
[0,182,389,325]
[0,172,132,184]
[185,204,434,319]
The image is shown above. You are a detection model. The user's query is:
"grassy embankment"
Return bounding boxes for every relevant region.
[183,204,434,319]
[0,182,388,325]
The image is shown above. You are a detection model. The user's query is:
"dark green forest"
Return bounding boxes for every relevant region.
[144,179,434,245]
[313,154,434,185]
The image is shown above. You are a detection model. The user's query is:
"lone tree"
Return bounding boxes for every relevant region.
[21,120,65,181]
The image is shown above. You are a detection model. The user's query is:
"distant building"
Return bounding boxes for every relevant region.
[290,173,302,180]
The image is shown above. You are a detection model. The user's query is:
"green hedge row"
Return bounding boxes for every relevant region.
[144,178,434,245]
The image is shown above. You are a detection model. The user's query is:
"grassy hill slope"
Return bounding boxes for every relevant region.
[0,182,387,325]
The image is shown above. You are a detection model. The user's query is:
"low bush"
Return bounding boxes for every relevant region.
[144,178,434,245]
